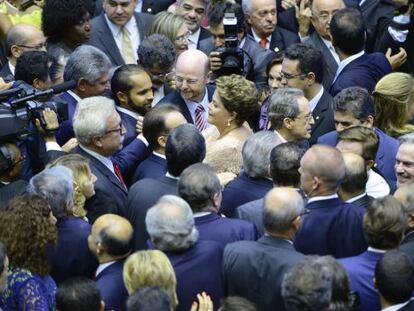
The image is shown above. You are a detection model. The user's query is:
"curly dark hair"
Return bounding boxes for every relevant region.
[216,74,259,126]
[0,194,57,276]
[42,0,91,43]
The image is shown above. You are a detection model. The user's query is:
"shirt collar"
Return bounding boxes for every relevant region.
[251,28,272,46]
[194,212,212,218]
[166,172,179,180]
[333,50,365,83]
[345,192,367,203]
[307,194,338,204]
[152,151,166,159]
[308,86,324,112]
[320,36,340,64]
[96,260,117,277]
[79,145,114,174]
[188,27,201,47]
[274,130,287,143]
[117,106,140,120]
[367,246,387,254]
[8,61,15,75]
[67,90,82,102]
[104,13,136,37]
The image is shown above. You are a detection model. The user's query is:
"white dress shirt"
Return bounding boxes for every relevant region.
[188,27,201,50]
[308,86,324,112]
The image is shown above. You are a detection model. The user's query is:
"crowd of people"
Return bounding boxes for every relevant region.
[0,0,414,310]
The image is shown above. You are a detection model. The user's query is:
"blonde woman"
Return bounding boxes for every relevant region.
[123,250,178,309]
[373,72,414,138]
[148,11,189,55]
[50,154,97,219]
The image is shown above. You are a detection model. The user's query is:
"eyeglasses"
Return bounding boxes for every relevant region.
[175,32,190,42]
[17,42,47,50]
[175,75,200,85]
[294,113,314,123]
[280,71,306,80]
[105,124,124,135]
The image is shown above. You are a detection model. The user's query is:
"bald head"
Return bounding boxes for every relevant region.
[176,49,209,77]
[263,187,304,234]
[7,24,46,61]
[92,214,133,258]
[340,152,367,196]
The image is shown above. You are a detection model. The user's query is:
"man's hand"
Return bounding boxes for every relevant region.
[296,0,312,38]
[61,138,78,153]
[35,108,59,141]
[190,292,213,311]
[209,51,222,72]
[282,0,297,10]
[0,77,12,91]
[136,116,144,134]
[385,47,407,70]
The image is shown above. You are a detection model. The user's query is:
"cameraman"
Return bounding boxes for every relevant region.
[203,1,276,89]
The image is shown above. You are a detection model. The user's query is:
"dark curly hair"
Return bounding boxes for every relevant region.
[42,0,91,43]
[216,74,259,126]
[0,194,57,276]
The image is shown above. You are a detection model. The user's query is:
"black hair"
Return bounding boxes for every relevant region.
[15,51,49,85]
[208,1,246,33]
[138,34,176,71]
[56,277,102,311]
[98,227,132,257]
[127,286,172,311]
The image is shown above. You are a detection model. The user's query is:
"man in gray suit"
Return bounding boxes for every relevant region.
[88,0,153,66]
[223,187,305,311]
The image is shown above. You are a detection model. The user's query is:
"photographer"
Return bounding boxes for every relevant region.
[202,1,276,89]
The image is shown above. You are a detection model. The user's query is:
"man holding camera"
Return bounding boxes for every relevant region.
[202,1,275,89]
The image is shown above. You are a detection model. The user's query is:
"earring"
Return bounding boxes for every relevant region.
[227,119,231,127]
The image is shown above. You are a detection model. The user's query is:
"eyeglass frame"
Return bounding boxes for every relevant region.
[17,42,47,50]
[280,71,307,81]
[175,31,191,43]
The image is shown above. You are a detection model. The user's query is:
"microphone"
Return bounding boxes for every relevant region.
[50,80,76,94]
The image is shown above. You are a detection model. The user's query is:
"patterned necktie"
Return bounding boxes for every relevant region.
[121,27,136,64]
[195,104,207,131]
[112,160,127,189]
[259,38,268,49]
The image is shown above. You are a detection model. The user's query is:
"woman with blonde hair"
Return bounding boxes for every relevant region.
[148,11,189,56]
[123,250,178,309]
[373,72,414,138]
[50,154,97,219]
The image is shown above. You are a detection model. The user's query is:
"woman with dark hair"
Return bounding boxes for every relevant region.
[0,194,58,310]
[42,0,92,58]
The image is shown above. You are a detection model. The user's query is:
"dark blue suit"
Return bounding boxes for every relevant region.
[165,240,223,311]
[220,172,273,217]
[294,197,367,258]
[339,250,383,311]
[131,153,166,184]
[96,260,128,311]
[330,53,391,96]
[117,109,139,148]
[48,217,98,285]
[194,213,258,248]
[56,91,79,146]
[157,86,215,124]
[317,128,398,183]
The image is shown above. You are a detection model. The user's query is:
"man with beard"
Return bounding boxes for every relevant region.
[111,65,154,147]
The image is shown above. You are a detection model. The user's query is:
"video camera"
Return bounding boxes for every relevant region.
[0,80,74,142]
[214,9,244,77]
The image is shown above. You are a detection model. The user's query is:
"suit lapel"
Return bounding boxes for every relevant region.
[269,28,283,52]
[311,90,330,132]
[134,13,147,42]
[97,14,125,65]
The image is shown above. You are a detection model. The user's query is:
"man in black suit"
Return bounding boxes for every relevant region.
[236,142,305,235]
[281,43,335,144]
[111,65,154,148]
[158,49,214,129]
[127,123,206,250]
[203,1,276,89]
[73,96,148,223]
[89,214,133,311]
[88,0,154,66]
[175,0,212,50]
[0,24,47,81]
[339,153,373,209]
[242,0,300,53]
[375,250,414,311]
[223,187,305,311]
[131,104,186,183]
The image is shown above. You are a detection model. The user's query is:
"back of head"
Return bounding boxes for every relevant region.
[284,43,324,84]
[149,11,186,43]
[6,24,42,57]
[56,277,102,311]
[330,8,365,55]
[126,286,172,311]
[63,45,111,83]
[270,142,305,187]
[263,187,304,234]
[268,88,304,130]
[363,196,405,249]
[145,195,199,252]
[219,296,257,311]
[15,51,50,86]
[394,183,414,214]
[282,257,332,311]
[338,126,379,162]
[178,163,221,213]
[242,131,278,178]
[340,152,367,194]
[165,124,206,177]
[28,166,73,218]
[123,250,178,307]
[333,87,375,120]
[138,34,176,71]
[375,250,414,305]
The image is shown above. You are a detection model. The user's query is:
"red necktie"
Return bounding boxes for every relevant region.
[260,38,268,49]
[195,104,207,131]
[112,161,127,189]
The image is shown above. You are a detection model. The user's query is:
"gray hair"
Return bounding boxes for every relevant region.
[28,166,73,218]
[399,133,414,146]
[268,88,304,130]
[178,163,221,213]
[242,131,278,178]
[176,0,208,8]
[282,257,332,311]
[6,24,36,52]
[63,45,111,83]
[73,96,115,146]
[146,195,199,252]
[241,0,252,13]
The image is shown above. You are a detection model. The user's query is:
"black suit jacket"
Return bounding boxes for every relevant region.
[399,301,414,311]
[351,194,374,209]
[127,176,178,250]
[223,236,304,311]
[157,85,215,124]
[0,62,13,81]
[88,12,154,66]
[269,26,300,52]
[0,179,28,208]
[309,89,335,145]
[399,231,414,265]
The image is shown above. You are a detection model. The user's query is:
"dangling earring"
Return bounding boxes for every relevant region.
[227,119,231,127]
